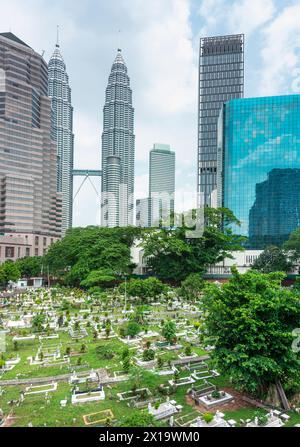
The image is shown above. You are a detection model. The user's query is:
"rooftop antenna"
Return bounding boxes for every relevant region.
[56,25,60,48]
[118,29,121,52]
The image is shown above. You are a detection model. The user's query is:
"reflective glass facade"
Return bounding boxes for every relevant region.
[198,35,244,206]
[217,95,300,248]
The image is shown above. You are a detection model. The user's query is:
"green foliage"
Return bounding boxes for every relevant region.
[203,268,300,397]
[125,321,141,338]
[121,347,130,361]
[141,207,245,281]
[122,356,131,373]
[251,246,292,273]
[80,269,116,289]
[31,313,45,333]
[119,410,158,427]
[142,349,155,361]
[202,413,214,423]
[119,277,168,300]
[95,345,114,360]
[44,226,140,286]
[162,320,176,344]
[15,256,42,278]
[0,260,20,286]
[179,273,205,300]
[284,227,300,260]
[184,344,192,356]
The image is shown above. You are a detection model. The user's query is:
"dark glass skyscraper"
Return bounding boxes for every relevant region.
[217,95,300,248]
[101,49,135,227]
[198,34,244,206]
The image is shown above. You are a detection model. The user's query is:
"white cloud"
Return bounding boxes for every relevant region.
[259,2,300,96]
[198,0,276,36]
[128,0,197,115]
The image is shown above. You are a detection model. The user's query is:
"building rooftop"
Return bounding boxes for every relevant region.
[0,32,31,48]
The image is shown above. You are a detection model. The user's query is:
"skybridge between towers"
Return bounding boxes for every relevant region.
[72,169,102,202]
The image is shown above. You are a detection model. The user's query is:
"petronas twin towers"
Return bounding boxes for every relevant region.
[48,39,74,235]
[49,43,134,230]
[101,49,135,227]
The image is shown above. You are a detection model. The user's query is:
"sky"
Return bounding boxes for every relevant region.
[1,0,300,227]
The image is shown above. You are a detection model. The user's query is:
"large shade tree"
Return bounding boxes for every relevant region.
[251,246,292,274]
[44,226,140,286]
[141,207,245,281]
[202,268,300,407]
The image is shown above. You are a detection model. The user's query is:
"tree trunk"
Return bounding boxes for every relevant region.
[275,380,290,411]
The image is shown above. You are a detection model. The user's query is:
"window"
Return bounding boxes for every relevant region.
[43,237,47,246]
[25,247,30,257]
[35,248,39,256]
[35,236,39,245]
[5,246,14,258]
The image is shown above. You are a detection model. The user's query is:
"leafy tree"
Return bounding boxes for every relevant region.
[141,207,245,281]
[0,261,20,286]
[202,268,300,403]
[126,321,141,338]
[44,226,140,286]
[32,313,45,333]
[80,269,116,289]
[162,320,176,344]
[142,349,155,361]
[284,227,300,261]
[179,273,205,300]
[251,246,292,273]
[119,277,168,300]
[122,356,131,373]
[119,410,158,427]
[15,256,42,278]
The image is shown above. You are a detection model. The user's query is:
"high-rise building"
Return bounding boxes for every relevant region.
[149,144,175,226]
[48,34,74,234]
[101,49,135,227]
[217,95,300,248]
[198,34,244,206]
[136,197,150,228]
[0,32,62,262]
[136,144,175,227]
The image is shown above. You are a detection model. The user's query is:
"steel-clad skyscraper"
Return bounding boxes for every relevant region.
[0,32,62,262]
[198,34,244,206]
[48,35,74,234]
[101,49,135,227]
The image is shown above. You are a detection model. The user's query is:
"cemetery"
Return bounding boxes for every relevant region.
[0,284,300,428]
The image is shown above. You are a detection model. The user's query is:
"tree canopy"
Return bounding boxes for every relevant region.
[202,268,300,400]
[179,273,205,301]
[44,226,141,286]
[251,246,292,274]
[118,277,168,300]
[15,256,42,278]
[284,227,300,261]
[0,260,20,287]
[141,207,245,281]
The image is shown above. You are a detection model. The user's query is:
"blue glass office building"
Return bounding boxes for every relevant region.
[217,95,300,248]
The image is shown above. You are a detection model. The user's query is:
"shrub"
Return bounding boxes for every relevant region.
[202,413,214,424]
[142,349,155,362]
